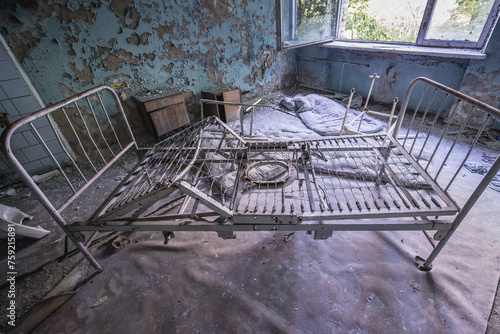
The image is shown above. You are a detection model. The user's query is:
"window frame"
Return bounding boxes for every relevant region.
[416,0,500,49]
[277,0,342,50]
[278,0,500,52]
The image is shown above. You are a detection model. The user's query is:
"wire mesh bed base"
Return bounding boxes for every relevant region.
[2,78,500,272]
[82,116,458,233]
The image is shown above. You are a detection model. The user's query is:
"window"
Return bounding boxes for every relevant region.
[278,0,500,50]
[280,0,340,48]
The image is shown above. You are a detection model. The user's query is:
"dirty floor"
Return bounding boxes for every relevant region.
[1,89,500,333]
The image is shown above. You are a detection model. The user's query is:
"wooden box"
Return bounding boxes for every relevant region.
[135,91,190,137]
[201,88,242,122]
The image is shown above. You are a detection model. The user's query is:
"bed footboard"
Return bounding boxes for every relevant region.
[393,77,500,270]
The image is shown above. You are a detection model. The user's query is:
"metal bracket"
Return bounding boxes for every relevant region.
[313,230,333,240]
[217,231,236,239]
[73,231,85,242]
[162,231,175,244]
[414,255,432,271]
[433,230,448,241]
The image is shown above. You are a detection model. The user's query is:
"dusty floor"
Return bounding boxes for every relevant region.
[1,88,500,333]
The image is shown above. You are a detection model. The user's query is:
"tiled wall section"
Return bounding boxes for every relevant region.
[0,43,62,177]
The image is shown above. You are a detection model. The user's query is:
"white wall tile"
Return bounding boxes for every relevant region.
[0,79,30,99]
[0,61,19,81]
[0,87,7,101]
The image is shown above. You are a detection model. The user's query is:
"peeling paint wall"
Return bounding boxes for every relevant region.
[457,22,500,128]
[0,0,296,127]
[296,46,470,111]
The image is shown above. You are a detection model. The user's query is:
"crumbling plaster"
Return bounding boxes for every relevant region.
[458,21,500,128]
[296,19,500,125]
[0,0,296,124]
[296,46,470,110]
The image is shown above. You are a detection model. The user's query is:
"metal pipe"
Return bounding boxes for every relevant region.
[358,73,380,132]
[340,88,355,136]
[394,77,500,138]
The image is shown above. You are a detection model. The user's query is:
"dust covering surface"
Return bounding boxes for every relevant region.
[27,104,500,333]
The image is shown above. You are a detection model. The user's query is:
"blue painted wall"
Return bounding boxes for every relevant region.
[0,0,296,124]
[457,19,500,128]
[297,21,500,123]
[296,46,470,108]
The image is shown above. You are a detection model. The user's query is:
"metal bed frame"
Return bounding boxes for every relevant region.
[2,78,500,272]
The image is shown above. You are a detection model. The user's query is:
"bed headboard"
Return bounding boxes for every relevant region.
[0,86,137,269]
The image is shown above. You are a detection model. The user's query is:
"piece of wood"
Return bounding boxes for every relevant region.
[222,89,242,122]
[135,92,190,137]
[149,103,189,137]
[201,88,241,122]
[143,94,184,112]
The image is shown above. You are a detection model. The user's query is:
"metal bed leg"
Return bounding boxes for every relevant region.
[417,154,500,271]
[415,230,454,271]
[67,228,103,271]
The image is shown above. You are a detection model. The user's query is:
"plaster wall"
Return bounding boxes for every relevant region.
[0,0,296,125]
[296,46,470,110]
[457,18,500,128]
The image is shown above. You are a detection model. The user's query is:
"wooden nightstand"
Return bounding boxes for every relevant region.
[201,87,242,122]
[135,91,190,137]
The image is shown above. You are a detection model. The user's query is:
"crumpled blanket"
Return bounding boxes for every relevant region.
[280,94,385,135]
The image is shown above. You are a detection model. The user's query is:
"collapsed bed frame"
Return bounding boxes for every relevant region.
[2,78,500,272]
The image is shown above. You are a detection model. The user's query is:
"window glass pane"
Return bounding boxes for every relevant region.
[341,0,426,42]
[425,0,496,41]
[282,0,338,48]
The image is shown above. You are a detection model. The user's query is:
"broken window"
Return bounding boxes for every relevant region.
[280,0,340,48]
[279,0,500,51]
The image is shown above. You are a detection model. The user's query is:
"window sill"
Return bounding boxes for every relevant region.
[321,40,487,60]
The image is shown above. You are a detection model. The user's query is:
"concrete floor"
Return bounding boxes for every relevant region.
[1,91,500,333]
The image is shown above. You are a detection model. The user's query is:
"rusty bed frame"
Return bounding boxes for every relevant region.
[2,77,500,272]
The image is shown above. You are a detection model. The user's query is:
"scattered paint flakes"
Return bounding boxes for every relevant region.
[92,295,108,307]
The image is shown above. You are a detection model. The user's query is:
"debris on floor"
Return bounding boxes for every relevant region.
[465,152,500,192]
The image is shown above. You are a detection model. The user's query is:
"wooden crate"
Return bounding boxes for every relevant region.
[201,88,242,122]
[135,91,190,137]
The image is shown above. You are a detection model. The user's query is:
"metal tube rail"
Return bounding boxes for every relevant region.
[0,85,138,271]
[393,77,500,137]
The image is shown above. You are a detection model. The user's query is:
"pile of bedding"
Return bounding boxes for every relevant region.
[280,94,385,136]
